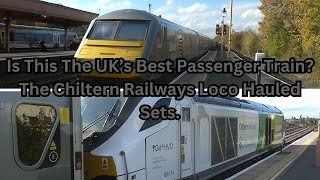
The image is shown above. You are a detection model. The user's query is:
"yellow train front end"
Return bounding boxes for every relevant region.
[75,19,149,79]
[84,152,118,180]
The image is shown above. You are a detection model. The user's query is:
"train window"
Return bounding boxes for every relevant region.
[13,33,25,41]
[68,34,75,41]
[117,21,149,41]
[226,118,238,160]
[139,98,172,132]
[25,34,35,41]
[211,117,238,166]
[211,117,226,165]
[60,34,65,43]
[45,34,53,43]
[88,21,118,40]
[35,34,44,41]
[15,104,57,167]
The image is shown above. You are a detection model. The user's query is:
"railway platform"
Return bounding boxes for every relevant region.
[0,50,76,60]
[229,131,320,180]
[0,50,77,87]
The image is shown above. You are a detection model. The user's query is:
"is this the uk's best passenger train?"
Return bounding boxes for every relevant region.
[75,9,213,80]
[82,96,285,180]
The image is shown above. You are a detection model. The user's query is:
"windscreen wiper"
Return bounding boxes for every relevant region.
[83,111,110,133]
[102,99,120,131]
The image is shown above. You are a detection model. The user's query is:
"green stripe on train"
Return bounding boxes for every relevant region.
[257,113,284,150]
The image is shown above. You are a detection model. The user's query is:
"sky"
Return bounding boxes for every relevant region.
[43,0,263,38]
[237,89,320,119]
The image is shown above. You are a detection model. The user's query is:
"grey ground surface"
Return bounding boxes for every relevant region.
[280,139,320,180]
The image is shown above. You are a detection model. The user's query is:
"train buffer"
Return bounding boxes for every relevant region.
[229,131,320,180]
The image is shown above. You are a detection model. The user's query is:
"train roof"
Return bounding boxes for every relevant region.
[96,9,211,39]
[98,9,158,21]
[192,96,283,114]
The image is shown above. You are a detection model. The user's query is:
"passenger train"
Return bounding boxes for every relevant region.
[0,94,284,180]
[82,96,285,180]
[0,23,77,49]
[75,9,213,80]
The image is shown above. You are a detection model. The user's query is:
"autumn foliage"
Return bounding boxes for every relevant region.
[215,0,320,87]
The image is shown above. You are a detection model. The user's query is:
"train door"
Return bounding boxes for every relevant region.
[0,31,4,49]
[179,98,195,178]
[57,33,61,48]
[53,33,60,48]
[0,93,83,180]
[162,24,168,60]
[53,33,56,47]
[0,31,2,48]
[265,117,272,146]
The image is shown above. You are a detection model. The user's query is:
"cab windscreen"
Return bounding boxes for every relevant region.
[88,21,149,41]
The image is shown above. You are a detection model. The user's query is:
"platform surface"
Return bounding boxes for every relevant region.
[231,131,319,180]
[278,134,320,180]
[0,50,76,60]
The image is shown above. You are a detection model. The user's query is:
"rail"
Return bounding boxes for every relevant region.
[0,54,76,87]
[284,125,317,144]
[230,49,293,85]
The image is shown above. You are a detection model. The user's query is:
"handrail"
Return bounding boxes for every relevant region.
[119,151,129,180]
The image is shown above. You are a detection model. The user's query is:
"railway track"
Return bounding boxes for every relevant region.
[0,72,77,88]
[0,55,77,88]
[212,125,318,180]
[284,125,317,145]
[230,50,295,85]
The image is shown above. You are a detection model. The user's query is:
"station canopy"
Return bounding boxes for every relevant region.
[0,0,98,26]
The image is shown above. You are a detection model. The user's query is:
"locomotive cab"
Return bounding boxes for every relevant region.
[75,9,160,79]
[81,97,129,179]
[80,96,285,180]
[75,9,213,80]
[77,20,149,78]
[81,96,178,180]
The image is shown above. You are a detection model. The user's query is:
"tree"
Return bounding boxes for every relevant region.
[241,28,259,57]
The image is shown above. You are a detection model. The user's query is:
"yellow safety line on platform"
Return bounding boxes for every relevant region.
[271,132,319,180]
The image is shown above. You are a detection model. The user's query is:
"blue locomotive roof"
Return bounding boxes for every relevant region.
[193,96,283,114]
